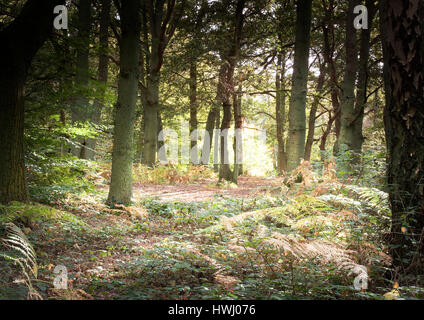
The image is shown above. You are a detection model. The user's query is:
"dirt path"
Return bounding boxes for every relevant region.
[133,176,283,202]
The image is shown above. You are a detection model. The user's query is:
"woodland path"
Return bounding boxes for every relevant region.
[132,176,284,202]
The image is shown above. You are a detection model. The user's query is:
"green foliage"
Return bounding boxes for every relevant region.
[0,202,86,227]
[334,147,387,188]
[133,164,215,185]
[27,156,97,204]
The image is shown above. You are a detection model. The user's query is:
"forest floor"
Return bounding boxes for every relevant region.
[1,163,423,300]
[133,176,284,202]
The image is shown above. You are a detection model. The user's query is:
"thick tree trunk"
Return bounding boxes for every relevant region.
[71,0,92,159]
[305,62,325,161]
[0,0,64,204]
[275,51,287,173]
[336,0,358,154]
[86,0,111,160]
[107,0,140,205]
[383,0,424,274]
[286,0,312,172]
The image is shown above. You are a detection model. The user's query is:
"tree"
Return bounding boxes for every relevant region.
[334,0,358,155]
[286,0,313,172]
[275,50,288,172]
[305,57,326,162]
[382,0,424,274]
[71,0,92,159]
[218,0,246,182]
[351,0,376,153]
[0,0,64,204]
[140,0,185,167]
[336,0,376,155]
[87,0,111,160]
[107,0,141,205]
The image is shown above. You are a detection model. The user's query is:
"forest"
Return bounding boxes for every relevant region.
[0,0,424,302]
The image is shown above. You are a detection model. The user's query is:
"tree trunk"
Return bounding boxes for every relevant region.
[107,0,140,205]
[321,5,341,156]
[86,0,111,160]
[305,62,326,161]
[201,104,219,165]
[275,51,287,173]
[336,0,359,154]
[71,0,92,159]
[143,66,160,167]
[141,0,183,167]
[0,0,64,204]
[382,0,424,274]
[286,0,313,172]
[219,0,245,182]
[233,80,243,182]
[219,62,234,182]
[189,60,198,162]
[213,108,221,172]
[351,0,376,153]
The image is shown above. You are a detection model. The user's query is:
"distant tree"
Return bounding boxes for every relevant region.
[139,0,186,167]
[71,0,92,159]
[87,0,111,160]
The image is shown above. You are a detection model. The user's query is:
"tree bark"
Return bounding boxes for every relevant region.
[0,0,64,204]
[286,0,313,172]
[107,0,140,205]
[383,0,424,274]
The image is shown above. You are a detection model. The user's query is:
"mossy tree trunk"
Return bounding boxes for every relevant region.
[335,0,358,155]
[286,0,312,172]
[107,0,141,205]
